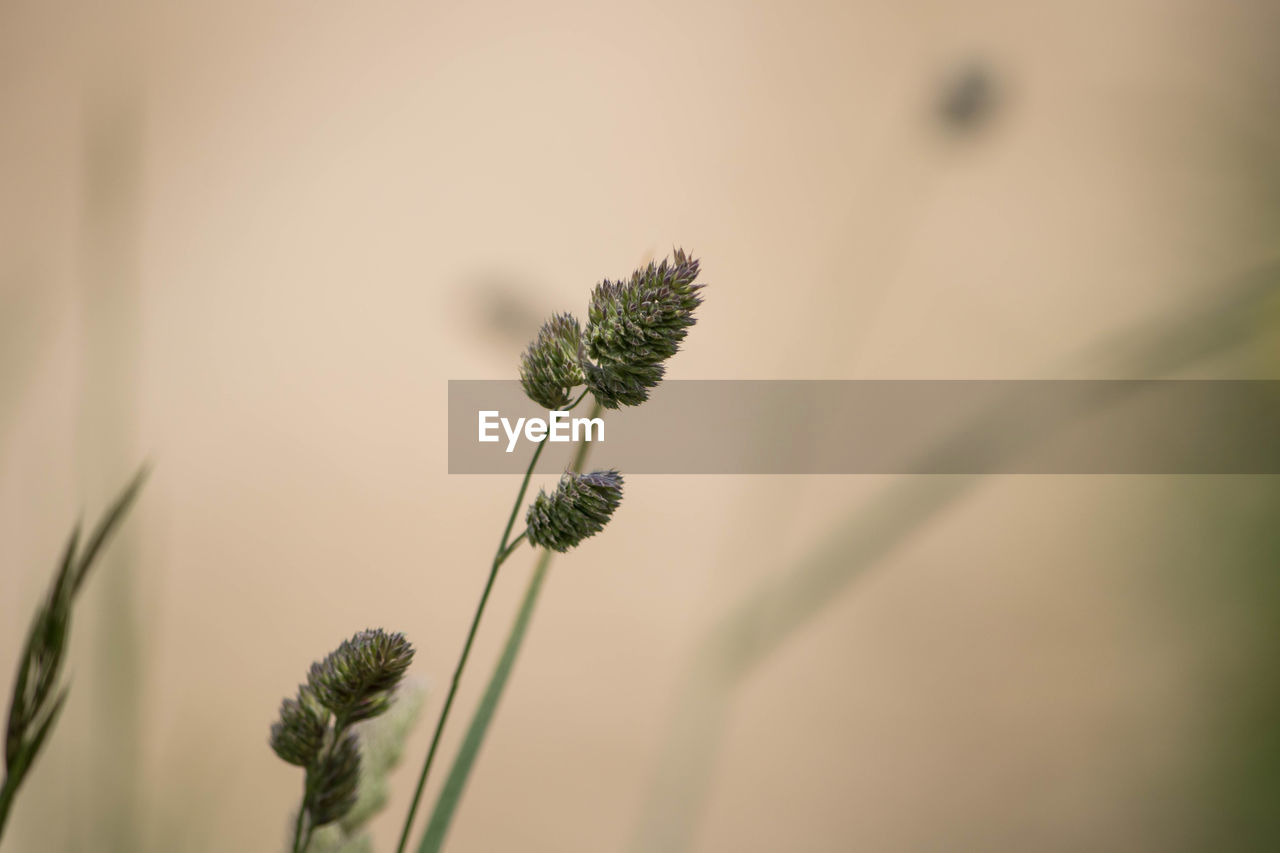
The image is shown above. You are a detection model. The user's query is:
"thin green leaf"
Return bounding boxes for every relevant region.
[73,463,149,594]
[5,630,37,773]
[339,682,426,835]
[0,469,146,844]
[4,525,79,772]
[19,688,69,776]
[630,261,1280,853]
[53,522,83,601]
[416,551,553,853]
[6,687,69,788]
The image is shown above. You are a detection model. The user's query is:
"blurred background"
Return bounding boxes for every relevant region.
[2,0,1279,850]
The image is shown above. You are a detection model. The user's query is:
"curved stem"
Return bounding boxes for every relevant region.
[0,774,17,842]
[414,400,605,853]
[496,438,546,560]
[289,777,308,853]
[415,549,553,853]
[395,437,548,853]
[498,530,527,564]
[291,714,349,853]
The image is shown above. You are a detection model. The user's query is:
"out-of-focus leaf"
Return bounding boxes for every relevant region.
[417,552,552,853]
[631,261,1280,853]
[340,681,427,834]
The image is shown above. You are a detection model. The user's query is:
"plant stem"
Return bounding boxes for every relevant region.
[394,434,549,853]
[291,715,349,853]
[416,549,553,853]
[396,389,598,853]
[0,774,17,841]
[414,400,604,853]
[497,531,527,564]
[289,775,310,853]
[568,405,601,472]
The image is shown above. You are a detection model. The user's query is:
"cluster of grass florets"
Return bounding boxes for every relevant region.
[271,629,415,837]
[519,313,584,410]
[518,249,705,412]
[581,250,703,408]
[514,249,708,551]
[526,470,625,552]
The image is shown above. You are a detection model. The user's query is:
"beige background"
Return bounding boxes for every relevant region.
[2,1,1278,851]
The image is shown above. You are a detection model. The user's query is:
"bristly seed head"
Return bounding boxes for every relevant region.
[307,629,415,725]
[581,249,703,408]
[309,730,362,828]
[269,686,328,767]
[519,313,584,410]
[270,627,415,838]
[526,470,624,552]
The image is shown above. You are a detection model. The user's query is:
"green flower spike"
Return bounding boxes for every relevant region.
[270,686,328,767]
[309,731,362,828]
[307,629,415,725]
[519,313,584,410]
[526,470,624,552]
[582,249,704,408]
[272,628,415,851]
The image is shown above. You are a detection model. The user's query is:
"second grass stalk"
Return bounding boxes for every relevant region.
[394,393,573,853]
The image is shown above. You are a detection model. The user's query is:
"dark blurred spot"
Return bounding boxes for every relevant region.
[937,62,1000,136]
[463,274,544,344]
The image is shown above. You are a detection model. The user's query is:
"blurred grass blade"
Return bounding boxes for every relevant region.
[416,551,553,853]
[7,524,81,769]
[341,682,428,835]
[396,397,601,850]
[73,464,149,593]
[631,259,1280,853]
[55,525,83,595]
[403,400,603,853]
[16,689,70,781]
[0,467,148,843]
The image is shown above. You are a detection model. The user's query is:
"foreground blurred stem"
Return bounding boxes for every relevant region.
[290,713,350,853]
[0,775,16,840]
[628,260,1280,853]
[415,401,603,853]
[0,468,147,846]
[395,394,591,853]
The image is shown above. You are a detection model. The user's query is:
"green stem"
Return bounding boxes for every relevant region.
[396,388,599,853]
[394,436,548,853]
[0,774,16,842]
[414,401,604,853]
[568,405,601,471]
[415,549,553,853]
[497,531,527,564]
[289,775,308,853]
[291,715,349,853]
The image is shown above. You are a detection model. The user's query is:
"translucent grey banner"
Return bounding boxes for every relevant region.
[448,380,1280,474]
